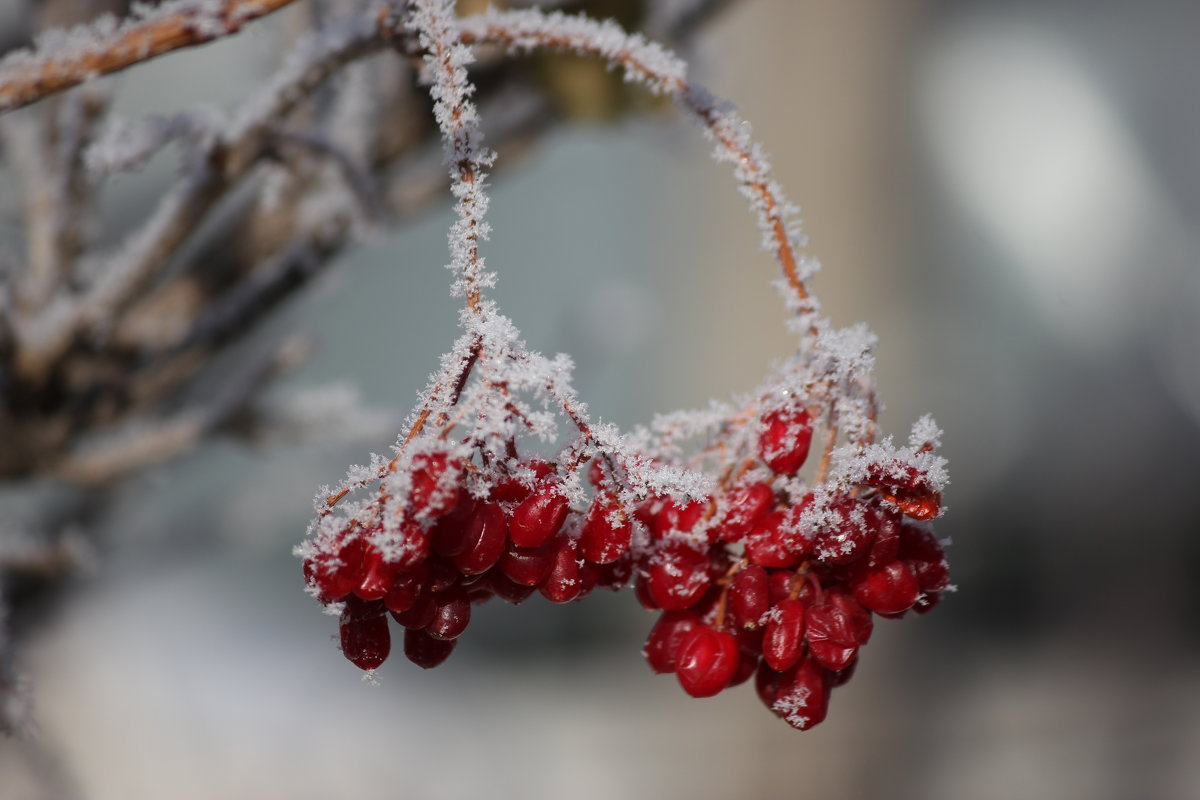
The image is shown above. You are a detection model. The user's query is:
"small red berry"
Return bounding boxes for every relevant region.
[539,534,583,603]
[450,501,508,575]
[579,497,632,564]
[851,559,920,615]
[508,482,570,548]
[763,598,806,671]
[771,657,829,730]
[645,540,711,611]
[427,585,471,640]
[758,406,813,476]
[340,605,390,671]
[675,626,739,698]
[728,565,771,630]
[643,610,704,674]
[403,627,456,669]
[715,482,775,542]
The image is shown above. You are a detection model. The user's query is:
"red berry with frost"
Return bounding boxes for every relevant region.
[391,585,437,629]
[645,540,711,611]
[813,497,877,565]
[491,459,555,503]
[763,597,807,671]
[745,509,811,568]
[653,496,709,541]
[729,565,771,630]
[409,451,463,519]
[403,627,456,669]
[675,626,739,698]
[354,542,394,601]
[540,534,582,603]
[716,482,775,542]
[594,552,635,590]
[758,406,813,476]
[508,482,570,548]
[451,501,507,575]
[771,657,829,731]
[383,564,428,614]
[852,559,920,615]
[579,497,632,564]
[643,610,704,674]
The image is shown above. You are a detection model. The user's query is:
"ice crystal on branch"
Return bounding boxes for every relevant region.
[295,2,951,733]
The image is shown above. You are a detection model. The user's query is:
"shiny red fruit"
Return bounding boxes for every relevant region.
[805,591,872,671]
[715,482,775,542]
[675,626,739,698]
[540,535,582,603]
[428,585,471,640]
[450,501,508,575]
[645,540,711,611]
[758,406,813,475]
[508,483,570,548]
[579,497,632,564]
[643,610,704,674]
[729,565,771,630]
[852,560,920,615]
[763,598,806,671]
[771,657,829,730]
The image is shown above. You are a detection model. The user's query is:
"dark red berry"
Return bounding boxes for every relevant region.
[594,552,635,590]
[391,586,437,630]
[340,606,390,671]
[755,661,782,708]
[486,571,537,605]
[432,495,476,557]
[383,563,429,614]
[898,525,949,593]
[643,610,704,674]
[499,539,557,587]
[675,626,739,698]
[354,542,394,601]
[758,406,813,475]
[427,585,471,640]
[451,502,508,575]
[307,530,367,602]
[403,627,456,669]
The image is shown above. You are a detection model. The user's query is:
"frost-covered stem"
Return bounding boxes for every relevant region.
[815,420,839,485]
[457,10,816,335]
[408,0,496,316]
[0,0,301,113]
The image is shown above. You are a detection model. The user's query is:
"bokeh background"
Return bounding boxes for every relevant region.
[3,0,1200,798]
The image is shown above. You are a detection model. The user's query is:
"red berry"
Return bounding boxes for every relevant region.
[403,627,456,669]
[729,565,771,630]
[427,585,471,640]
[745,510,809,568]
[339,603,390,671]
[653,497,709,538]
[898,525,949,593]
[508,483,570,548]
[763,597,806,671]
[805,591,872,671]
[486,571,537,605]
[729,645,760,688]
[594,552,635,590]
[813,497,877,565]
[432,495,476,557]
[451,502,508,575]
[409,450,463,519]
[579,497,632,564]
[755,661,782,708]
[354,542,394,601]
[675,626,739,698]
[540,535,583,603]
[645,540,711,611]
[499,539,557,587]
[758,406,813,475]
[491,459,555,503]
[643,610,704,674]
[307,530,368,602]
[391,586,437,630]
[383,563,429,614]
[771,657,829,730]
[852,559,920,615]
[715,482,775,542]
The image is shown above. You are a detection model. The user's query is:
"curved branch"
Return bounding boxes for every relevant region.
[0,0,301,113]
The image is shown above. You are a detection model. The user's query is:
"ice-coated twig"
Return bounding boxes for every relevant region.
[0,0,303,113]
[457,9,820,335]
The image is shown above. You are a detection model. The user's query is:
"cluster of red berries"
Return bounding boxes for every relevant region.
[301,403,948,731]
